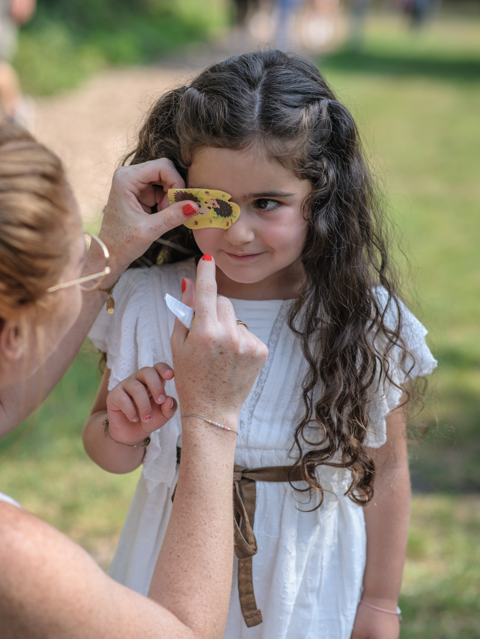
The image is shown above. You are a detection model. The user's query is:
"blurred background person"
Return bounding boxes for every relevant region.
[395,0,443,28]
[0,0,35,127]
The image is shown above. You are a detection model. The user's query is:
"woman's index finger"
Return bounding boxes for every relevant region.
[193,256,218,326]
[127,158,185,192]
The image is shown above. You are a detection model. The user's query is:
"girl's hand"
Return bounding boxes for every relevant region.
[171,256,268,427]
[98,159,198,285]
[106,363,177,445]
[351,601,400,639]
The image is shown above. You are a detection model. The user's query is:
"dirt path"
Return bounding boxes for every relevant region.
[33,64,199,225]
[31,29,326,226]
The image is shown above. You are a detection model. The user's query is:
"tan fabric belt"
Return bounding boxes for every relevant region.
[175,448,304,628]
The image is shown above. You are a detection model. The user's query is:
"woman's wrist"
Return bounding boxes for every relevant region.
[181,413,238,435]
[181,410,239,436]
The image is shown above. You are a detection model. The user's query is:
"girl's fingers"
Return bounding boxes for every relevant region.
[108,388,139,423]
[160,396,177,421]
[153,362,175,383]
[122,378,154,423]
[135,365,172,404]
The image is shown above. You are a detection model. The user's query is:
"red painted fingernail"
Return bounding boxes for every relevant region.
[143,415,152,422]
[181,278,186,293]
[202,254,213,261]
[182,203,196,216]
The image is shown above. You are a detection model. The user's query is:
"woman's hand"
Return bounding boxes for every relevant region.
[171,256,268,428]
[106,363,177,445]
[98,159,198,285]
[351,601,400,639]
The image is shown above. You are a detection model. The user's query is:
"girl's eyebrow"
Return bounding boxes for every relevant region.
[247,191,296,199]
[187,187,296,199]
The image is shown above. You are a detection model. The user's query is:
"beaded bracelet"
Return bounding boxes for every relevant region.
[181,414,238,435]
[103,418,151,448]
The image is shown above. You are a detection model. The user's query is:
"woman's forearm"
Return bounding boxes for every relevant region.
[149,415,238,638]
[0,414,239,639]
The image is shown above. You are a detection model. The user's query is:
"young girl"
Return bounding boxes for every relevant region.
[84,50,436,639]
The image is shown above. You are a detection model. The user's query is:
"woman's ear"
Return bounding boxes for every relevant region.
[0,317,27,362]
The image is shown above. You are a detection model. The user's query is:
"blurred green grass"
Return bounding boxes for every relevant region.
[1,11,479,638]
[321,14,480,493]
[13,0,229,95]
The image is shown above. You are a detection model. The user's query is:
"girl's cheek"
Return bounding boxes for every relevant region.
[192,228,224,253]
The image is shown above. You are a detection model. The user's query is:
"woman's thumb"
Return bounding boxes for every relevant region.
[149,200,198,236]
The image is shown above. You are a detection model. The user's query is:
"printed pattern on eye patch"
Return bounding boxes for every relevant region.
[168,188,241,230]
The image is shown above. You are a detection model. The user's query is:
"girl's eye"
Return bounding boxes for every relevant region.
[253,199,280,211]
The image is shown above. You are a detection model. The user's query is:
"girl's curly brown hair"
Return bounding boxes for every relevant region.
[123,50,420,508]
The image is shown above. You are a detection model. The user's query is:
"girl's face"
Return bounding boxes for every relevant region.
[188,145,311,300]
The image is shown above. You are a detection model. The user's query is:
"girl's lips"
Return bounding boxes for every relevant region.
[224,251,265,262]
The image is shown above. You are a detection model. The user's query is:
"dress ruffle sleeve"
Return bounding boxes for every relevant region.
[87,268,156,390]
[364,288,437,448]
[88,260,197,491]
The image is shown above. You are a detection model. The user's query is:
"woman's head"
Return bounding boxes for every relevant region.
[0,123,84,385]
[126,50,415,506]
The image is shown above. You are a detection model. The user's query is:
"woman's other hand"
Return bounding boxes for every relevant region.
[106,363,177,445]
[171,255,268,429]
[98,159,198,283]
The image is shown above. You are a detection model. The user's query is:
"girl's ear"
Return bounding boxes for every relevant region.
[0,317,27,362]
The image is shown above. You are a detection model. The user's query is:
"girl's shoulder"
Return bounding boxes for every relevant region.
[88,259,196,355]
[373,286,432,356]
[117,258,197,297]
[370,285,437,391]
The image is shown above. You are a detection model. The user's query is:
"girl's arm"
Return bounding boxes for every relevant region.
[83,364,177,474]
[351,398,409,639]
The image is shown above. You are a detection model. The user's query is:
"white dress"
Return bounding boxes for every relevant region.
[89,259,437,639]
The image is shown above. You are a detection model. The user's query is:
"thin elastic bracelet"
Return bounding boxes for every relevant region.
[103,418,151,448]
[360,601,402,622]
[182,414,238,435]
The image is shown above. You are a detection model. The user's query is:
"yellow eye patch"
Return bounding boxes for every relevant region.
[168,188,241,230]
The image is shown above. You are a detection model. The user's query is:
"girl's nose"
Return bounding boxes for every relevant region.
[224,208,255,245]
